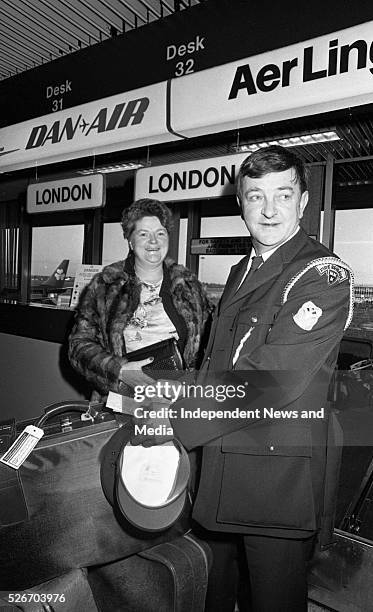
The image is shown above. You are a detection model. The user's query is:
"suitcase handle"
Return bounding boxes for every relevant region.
[35,400,103,429]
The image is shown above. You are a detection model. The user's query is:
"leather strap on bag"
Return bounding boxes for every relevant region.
[0,419,29,526]
[35,400,102,428]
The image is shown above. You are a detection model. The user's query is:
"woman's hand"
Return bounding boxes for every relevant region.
[119,358,155,388]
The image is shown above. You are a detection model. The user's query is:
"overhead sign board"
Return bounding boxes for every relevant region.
[0,82,177,173]
[0,0,371,128]
[169,21,373,137]
[2,20,373,174]
[27,174,105,213]
[191,237,251,255]
[135,153,248,201]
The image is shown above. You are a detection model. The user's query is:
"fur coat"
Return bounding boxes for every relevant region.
[68,256,212,398]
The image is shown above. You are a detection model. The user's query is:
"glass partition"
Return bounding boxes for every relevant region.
[30,225,84,307]
[102,222,128,267]
[198,215,248,303]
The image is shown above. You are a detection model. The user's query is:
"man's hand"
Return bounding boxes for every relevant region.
[130,415,174,447]
[119,358,155,388]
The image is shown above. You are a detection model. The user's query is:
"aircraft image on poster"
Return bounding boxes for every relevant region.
[30,259,72,305]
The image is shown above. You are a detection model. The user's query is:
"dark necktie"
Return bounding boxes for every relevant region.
[235,255,263,294]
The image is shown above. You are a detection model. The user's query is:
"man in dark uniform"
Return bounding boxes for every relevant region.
[133,146,353,611]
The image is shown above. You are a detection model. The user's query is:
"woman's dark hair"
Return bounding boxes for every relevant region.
[121,198,174,239]
[237,145,309,199]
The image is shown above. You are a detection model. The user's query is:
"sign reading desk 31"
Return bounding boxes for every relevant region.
[47,79,73,113]
[27,174,105,214]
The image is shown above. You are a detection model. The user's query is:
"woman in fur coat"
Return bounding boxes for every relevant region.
[68,198,212,401]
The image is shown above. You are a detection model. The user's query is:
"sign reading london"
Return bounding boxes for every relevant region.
[135,153,248,201]
[27,174,105,213]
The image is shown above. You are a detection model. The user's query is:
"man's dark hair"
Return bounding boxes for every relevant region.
[237,145,309,199]
[121,198,173,239]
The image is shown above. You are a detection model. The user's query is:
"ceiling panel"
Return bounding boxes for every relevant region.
[0,0,199,79]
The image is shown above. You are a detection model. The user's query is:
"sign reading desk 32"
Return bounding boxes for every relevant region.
[166,34,206,77]
[27,174,105,213]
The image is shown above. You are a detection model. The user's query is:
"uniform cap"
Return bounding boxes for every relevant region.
[101,425,190,532]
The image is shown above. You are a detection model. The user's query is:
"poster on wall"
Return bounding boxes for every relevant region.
[69,264,103,310]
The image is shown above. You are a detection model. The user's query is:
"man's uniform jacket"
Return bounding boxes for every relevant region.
[172,229,353,547]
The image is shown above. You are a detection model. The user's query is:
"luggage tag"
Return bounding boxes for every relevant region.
[0,425,44,470]
[106,391,138,415]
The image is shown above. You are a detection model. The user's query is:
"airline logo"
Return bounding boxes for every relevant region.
[170,20,373,136]
[0,82,175,173]
[228,34,373,99]
[0,147,20,157]
[54,268,66,282]
[25,98,149,150]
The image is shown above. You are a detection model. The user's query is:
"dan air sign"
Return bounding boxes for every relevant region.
[1,20,373,173]
[27,174,105,213]
[135,153,248,201]
[169,21,373,137]
[0,82,176,173]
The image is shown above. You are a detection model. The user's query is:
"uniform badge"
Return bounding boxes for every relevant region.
[315,262,348,285]
[293,301,322,331]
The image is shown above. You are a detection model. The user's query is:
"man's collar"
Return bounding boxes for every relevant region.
[250,226,300,262]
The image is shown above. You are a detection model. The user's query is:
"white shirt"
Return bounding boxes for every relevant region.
[237,226,300,290]
[124,283,178,352]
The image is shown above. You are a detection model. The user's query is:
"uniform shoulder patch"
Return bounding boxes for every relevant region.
[314,261,349,285]
[282,257,354,331]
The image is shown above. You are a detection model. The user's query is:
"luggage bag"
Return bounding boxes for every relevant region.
[88,532,211,612]
[0,534,211,612]
[0,401,187,591]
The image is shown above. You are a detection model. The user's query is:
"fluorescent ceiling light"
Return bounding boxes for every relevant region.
[238,131,340,152]
[338,180,373,187]
[78,162,144,175]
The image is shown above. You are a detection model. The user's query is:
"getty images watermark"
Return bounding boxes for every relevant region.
[132,380,325,421]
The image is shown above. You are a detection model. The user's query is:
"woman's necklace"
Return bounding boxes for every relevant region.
[139,278,163,292]
[130,276,163,328]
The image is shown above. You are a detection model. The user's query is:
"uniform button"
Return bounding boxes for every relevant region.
[269,445,274,451]
[251,316,258,323]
